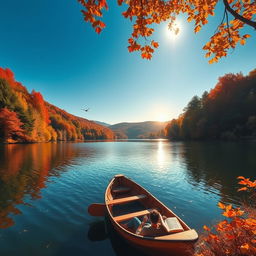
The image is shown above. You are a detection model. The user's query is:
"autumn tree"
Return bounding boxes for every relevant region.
[77,0,255,61]
[0,68,115,143]
[0,78,34,135]
[166,69,256,140]
[0,108,24,142]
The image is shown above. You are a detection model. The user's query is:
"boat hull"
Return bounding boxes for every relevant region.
[105,175,198,256]
[109,216,194,256]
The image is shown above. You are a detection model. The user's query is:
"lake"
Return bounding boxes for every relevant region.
[0,140,255,256]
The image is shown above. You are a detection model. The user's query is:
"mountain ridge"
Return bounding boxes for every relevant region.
[109,121,167,139]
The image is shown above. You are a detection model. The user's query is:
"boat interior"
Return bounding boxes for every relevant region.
[105,175,189,236]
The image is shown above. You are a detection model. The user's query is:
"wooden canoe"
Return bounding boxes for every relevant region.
[105,174,198,256]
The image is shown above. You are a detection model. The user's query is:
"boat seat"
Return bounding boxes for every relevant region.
[112,186,131,194]
[114,209,153,222]
[107,194,146,205]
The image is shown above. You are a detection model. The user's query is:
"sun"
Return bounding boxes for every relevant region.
[156,114,169,122]
[165,20,181,41]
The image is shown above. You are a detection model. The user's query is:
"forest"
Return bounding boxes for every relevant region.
[0,68,114,143]
[165,69,256,140]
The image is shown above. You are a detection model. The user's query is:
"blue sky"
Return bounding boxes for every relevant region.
[0,0,255,124]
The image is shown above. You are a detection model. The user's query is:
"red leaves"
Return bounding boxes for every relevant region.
[243,34,251,39]
[141,45,154,60]
[31,91,50,125]
[151,40,159,48]
[0,108,24,142]
[218,202,226,210]
[194,25,201,33]
[238,187,248,191]
[92,20,106,34]
[117,0,124,5]
[203,225,211,231]
[127,38,141,52]
[127,38,159,60]
[141,52,152,60]
[240,39,246,45]
[196,176,256,256]
[98,0,108,9]
[78,0,108,35]
[0,68,17,88]
[223,207,244,218]
[218,202,244,218]
[95,27,102,34]
[77,0,254,60]
[237,176,256,191]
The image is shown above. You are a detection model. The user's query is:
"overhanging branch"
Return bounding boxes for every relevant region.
[223,0,256,29]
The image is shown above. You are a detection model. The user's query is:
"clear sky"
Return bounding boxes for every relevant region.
[0,0,255,124]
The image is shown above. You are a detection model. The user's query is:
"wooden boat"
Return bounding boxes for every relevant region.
[105,174,198,256]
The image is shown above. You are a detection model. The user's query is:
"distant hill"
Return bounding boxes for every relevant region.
[92,120,111,127]
[109,121,167,139]
[0,68,115,143]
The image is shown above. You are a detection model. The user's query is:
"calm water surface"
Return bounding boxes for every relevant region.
[0,141,255,256]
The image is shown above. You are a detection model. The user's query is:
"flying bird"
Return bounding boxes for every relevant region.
[81,108,90,112]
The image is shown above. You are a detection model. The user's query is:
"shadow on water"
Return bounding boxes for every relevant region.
[87,217,147,256]
[87,220,108,241]
[182,141,256,204]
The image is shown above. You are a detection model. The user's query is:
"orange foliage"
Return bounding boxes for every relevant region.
[31,90,50,125]
[237,176,256,190]
[78,0,256,61]
[208,73,243,100]
[237,176,256,202]
[47,102,115,140]
[0,68,27,92]
[194,177,256,256]
[0,67,115,143]
[0,68,16,88]
[0,108,24,142]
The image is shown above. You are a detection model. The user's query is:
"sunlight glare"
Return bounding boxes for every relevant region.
[156,140,169,171]
[165,20,182,41]
[156,113,169,122]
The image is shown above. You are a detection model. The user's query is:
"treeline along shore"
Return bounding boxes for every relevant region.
[165,69,256,141]
[1,68,256,143]
[0,68,114,143]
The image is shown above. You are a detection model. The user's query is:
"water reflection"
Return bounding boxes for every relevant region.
[157,141,164,168]
[0,143,86,228]
[0,141,255,256]
[182,142,256,204]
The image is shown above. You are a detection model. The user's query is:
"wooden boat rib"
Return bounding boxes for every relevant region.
[105,174,198,256]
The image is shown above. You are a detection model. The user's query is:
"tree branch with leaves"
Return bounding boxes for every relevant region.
[78,0,255,62]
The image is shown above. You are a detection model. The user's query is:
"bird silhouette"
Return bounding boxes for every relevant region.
[81,108,90,112]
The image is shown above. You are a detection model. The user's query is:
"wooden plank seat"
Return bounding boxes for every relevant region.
[107,194,146,205]
[114,209,153,223]
[112,186,131,194]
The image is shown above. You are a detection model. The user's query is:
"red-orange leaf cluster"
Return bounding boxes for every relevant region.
[78,0,107,34]
[195,177,256,256]
[238,176,256,189]
[78,0,255,61]
[0,108,24,143]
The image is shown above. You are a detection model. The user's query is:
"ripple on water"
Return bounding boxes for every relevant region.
[0,141,255,256]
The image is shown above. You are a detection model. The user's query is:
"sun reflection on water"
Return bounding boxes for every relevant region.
[156,140,169,171]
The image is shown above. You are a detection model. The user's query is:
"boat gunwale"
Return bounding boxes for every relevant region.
[105,175,198,243]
